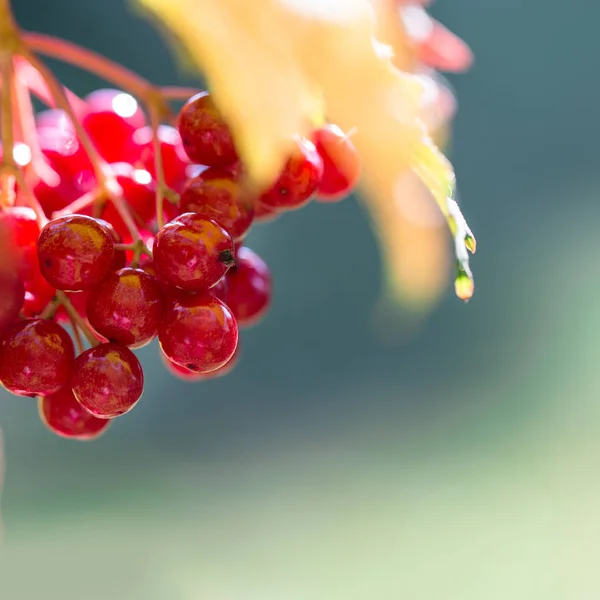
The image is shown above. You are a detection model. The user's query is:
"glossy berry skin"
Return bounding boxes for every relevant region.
[82,89,146,163]
[177,92,238,167]
[153,213,235,291]
[259,138,323,210]
[226,247,272,327]
[71,342,144,419]
[128,125,190,191]
[313,124,360,200]
[87,268,163,348]
[0,319,75,397]
[179,168,254,241]
[37,214,116,291]
[158,293,238,373]
[39,387,110,440]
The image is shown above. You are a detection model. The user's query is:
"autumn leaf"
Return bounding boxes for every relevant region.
[136,0,475,308]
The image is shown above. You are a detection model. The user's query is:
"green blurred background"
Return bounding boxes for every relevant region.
[1,1,598,598]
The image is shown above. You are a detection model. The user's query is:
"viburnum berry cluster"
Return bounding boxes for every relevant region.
[0,1,363,440]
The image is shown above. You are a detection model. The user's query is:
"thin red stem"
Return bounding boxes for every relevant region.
[0,53,16,207]
[160,86,200,101]
[149,103,166,228]
[12,57,59,186]
[56,291,98,347]
[15,56,86,115]
[22,32,152,99]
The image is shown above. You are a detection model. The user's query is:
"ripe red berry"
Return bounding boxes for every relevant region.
[259,138,323,210]
[177,92,238,167]
[35,109,74,133]
[82,89,146,163]
[71,342,144,418]
[87,268,163,348]
[179,168,254,241]
[37,126,93,181]
[39,387,110,440]
[158,293,238,373]
[0,319,75,396]
[54,291,89,326]
[37,214,116,291]
[128,125,190,191]
[226,247,272,327]
[153,213,235,291]
[313,124,360,200]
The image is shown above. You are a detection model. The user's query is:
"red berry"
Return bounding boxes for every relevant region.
[313,124,360,200]
[0,319,75,396]
[226,247,272,327]
[128,125,190,191]
[259,138,323,210]
[179,168,254,241]
[177,92,238,167]
[87,268,163,348]
[37,126,93,181]
[71,342,144,418]
[82,89,146,163]
[0,273,24,335]
[158,293,238,373]
[39,387,110,440]
[55,291,89,325]
[34,176,81,217]
[35,109,74,133]
[37,215,115,291]
[153,213,235,291]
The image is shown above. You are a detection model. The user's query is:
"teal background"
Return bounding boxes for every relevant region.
[2,1,600,598]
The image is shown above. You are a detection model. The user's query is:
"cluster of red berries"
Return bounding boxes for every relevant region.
[0,89,360,441]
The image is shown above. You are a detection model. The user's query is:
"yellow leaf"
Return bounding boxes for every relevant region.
[137,0,474,308]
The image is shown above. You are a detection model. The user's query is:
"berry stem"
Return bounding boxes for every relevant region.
[0,53,17,208]
[20,50,111,188]
[39,298,59,319]
[70,318,85,355]
[22,52,143,242]
[52,190,99,219]
[160,86,200,101]
[15,56,86,115]
[148,102,167,229]
[21,32,152,100]
[12,57,59,186]
[56,291,99,347]
[12,166,48,226]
